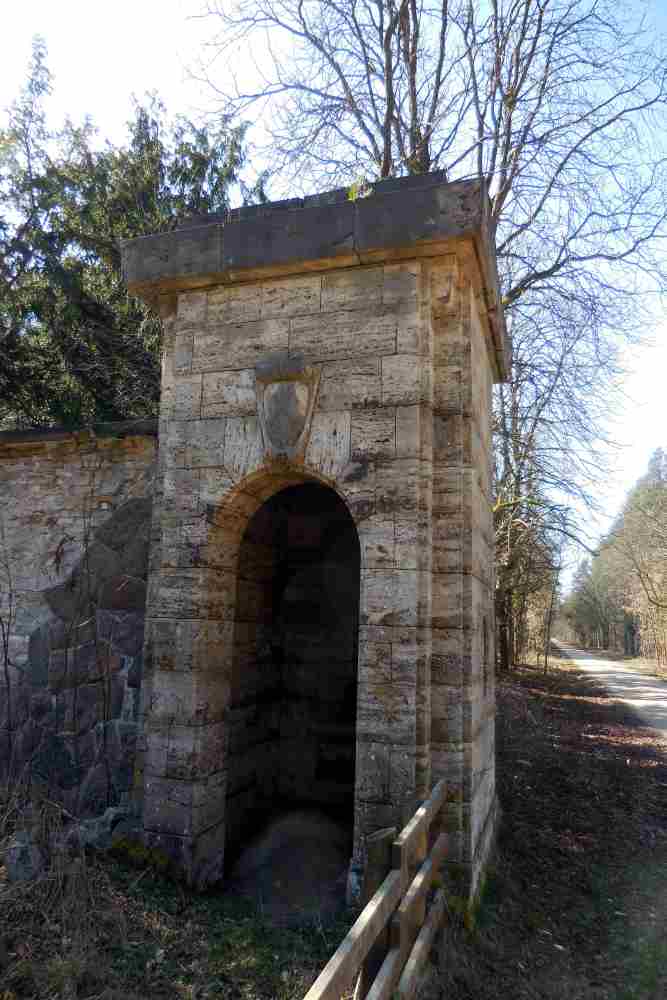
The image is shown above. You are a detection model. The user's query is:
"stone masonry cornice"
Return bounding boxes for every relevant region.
[120,174,509,381]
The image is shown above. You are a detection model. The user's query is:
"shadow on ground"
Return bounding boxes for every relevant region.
[3,652,665,999]
[227,809,350,925]
[428,653,667,1000]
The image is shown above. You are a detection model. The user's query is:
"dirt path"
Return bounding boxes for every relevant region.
[554,643,667,732]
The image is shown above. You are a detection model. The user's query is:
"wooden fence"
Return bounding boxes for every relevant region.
[303,780,449,1000]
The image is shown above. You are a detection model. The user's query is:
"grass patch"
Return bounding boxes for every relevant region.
[102,870,353,1000]
[0,816,354,999]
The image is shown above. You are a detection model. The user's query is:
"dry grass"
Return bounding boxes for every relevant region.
[0,778,131,1000]
[2,653,666,998]
[0,780,353,999]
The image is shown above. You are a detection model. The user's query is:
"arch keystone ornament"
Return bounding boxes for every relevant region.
[255,352,320,462]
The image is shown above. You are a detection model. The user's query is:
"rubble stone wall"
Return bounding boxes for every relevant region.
[0,426,157,815]
[0,425,156,665]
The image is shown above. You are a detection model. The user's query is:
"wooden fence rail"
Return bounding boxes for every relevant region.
[303,780,449,1000]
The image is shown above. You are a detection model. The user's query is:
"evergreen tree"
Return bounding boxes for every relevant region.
[0,38,250,427]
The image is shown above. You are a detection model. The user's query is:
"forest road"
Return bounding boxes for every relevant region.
[553,643,667,733]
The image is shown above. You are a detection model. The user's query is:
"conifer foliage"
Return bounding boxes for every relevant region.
[0,39,247,428]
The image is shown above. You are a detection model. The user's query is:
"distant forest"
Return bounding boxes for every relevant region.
[563,449,667,668]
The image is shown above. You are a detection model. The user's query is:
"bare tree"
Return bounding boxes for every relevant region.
[196,0,667,370]
[197,1,666,295]
[492,278,628,667]
[616,460,667,613]
[196,0,667,668]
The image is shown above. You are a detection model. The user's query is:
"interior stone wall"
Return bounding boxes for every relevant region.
[226,499,279,850]
[226,483,359,859]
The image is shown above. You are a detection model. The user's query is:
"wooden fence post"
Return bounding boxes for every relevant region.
[303,781,449,1000]
[354,826,396,1000]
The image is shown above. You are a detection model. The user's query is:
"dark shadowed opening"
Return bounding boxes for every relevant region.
[225,482,360,868]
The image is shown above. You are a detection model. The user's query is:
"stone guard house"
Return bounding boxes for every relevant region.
[119,173,509,897]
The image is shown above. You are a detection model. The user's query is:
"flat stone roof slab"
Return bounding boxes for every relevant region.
[120,174,509,379]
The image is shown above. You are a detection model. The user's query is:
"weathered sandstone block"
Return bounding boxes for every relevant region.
[115,173,510,897]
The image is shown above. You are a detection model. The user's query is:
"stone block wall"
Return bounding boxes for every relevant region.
[138,259,438,884]
[2,175,507,904]
[429,265,497,892]
[123,174,508,896]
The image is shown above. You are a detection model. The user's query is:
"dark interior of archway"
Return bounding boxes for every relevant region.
[225,483,360,866]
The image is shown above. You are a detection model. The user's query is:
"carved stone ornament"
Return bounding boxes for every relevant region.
[255,352,320,461]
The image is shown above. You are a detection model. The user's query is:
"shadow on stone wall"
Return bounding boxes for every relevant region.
[226,482,360,861]
[1,499,151,820]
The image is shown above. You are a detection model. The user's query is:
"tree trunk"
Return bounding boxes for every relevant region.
[497,587,511,673]
[508,591,516,668]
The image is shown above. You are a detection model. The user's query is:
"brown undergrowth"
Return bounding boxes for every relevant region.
[0,784,353,1000]
[2,652,666,999]
[433,651,667,1000]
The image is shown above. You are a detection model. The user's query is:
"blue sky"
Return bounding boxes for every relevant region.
[2,0,665,559]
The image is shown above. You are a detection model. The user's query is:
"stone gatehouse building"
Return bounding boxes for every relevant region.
[1,173,508,899]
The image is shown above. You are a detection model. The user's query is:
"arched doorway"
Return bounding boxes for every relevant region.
[225,482,361,865]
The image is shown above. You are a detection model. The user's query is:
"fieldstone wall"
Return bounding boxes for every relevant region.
[0,424,156,666]
[0,426,157,816]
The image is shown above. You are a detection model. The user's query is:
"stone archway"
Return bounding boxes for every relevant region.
[225,482,360,862]
[129,175,510,898]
